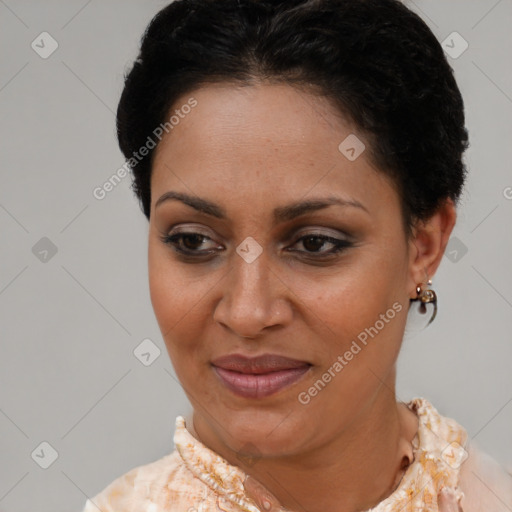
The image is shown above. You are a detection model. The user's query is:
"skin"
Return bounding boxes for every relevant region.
[147,82,457,512]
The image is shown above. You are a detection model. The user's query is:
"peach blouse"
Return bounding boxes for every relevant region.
[82,398,512,511]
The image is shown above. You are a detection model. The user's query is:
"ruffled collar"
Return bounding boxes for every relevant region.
[174,397,468,512]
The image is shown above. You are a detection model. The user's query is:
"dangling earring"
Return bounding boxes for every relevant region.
[411,276,437,327]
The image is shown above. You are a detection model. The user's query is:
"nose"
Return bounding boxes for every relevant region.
[213,248,292,339]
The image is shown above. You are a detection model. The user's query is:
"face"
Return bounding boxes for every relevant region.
[148,82,416,458]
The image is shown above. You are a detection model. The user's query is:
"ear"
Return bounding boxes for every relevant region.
[407,198,457,299]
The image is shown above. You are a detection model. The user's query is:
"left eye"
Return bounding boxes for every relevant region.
[288,234,352,255]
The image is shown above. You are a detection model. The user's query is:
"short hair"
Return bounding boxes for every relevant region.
[116,0,470,236]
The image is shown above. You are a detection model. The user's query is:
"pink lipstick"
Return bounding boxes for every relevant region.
[211,353,311,399]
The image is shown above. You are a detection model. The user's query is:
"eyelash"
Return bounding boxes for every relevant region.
[159,231,353,260]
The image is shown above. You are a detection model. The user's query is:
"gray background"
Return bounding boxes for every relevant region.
[0,1,511,511]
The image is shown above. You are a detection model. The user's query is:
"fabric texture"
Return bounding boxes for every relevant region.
[82,397,512,512]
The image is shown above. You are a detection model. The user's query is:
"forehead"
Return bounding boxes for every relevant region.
[150,82,396,215]
[154,81,353,164]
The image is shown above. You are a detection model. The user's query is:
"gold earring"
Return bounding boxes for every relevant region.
[412,278,437,326]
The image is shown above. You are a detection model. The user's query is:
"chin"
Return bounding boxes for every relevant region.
[219,407,312,457]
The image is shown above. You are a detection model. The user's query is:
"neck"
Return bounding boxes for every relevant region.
[190,372,419,512]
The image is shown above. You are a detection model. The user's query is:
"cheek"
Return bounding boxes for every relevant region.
[295,256,406,335]
[289,242,409,378]
[147,239,225,396]
[148,246,178,332]
[148,241,204,349]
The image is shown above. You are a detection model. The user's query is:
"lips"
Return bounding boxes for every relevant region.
[211,353,311,399]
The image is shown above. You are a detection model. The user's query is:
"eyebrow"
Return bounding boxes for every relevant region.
[155,191,368,223]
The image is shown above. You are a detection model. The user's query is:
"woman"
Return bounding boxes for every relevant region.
[83,0,512,511]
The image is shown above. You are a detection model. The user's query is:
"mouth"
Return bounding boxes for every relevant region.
[211,353,312,399]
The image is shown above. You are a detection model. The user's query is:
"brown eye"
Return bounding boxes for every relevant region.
[302,235,329,252]
[288,233,353,257]
[181,233,207,250]
[160,231,220,256]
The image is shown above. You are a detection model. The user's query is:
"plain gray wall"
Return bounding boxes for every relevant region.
[0,1,511,511]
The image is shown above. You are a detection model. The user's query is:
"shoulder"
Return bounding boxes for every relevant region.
[406,398,512,512]
[81,449,196,512]
[458,439,512,512]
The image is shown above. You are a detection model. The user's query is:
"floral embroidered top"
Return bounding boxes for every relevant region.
[82,398,512,512]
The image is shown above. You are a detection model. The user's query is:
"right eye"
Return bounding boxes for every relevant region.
[160,231,223,257]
